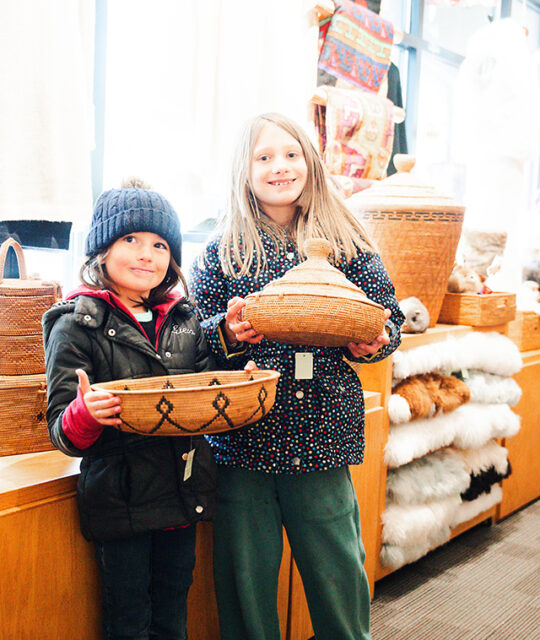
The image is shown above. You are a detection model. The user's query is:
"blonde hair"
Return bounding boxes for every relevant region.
[214,112,377,278]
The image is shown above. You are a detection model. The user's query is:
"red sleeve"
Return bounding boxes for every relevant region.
[62,386,104,449]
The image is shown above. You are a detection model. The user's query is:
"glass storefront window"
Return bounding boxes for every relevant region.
[423,3,498,56]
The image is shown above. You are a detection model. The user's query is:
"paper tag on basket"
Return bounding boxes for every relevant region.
[183,449,195,481]
[295,353,313,380]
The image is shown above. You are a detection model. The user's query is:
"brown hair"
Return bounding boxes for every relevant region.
[211,112,377,278]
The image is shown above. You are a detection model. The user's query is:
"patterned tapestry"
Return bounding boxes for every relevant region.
[314,86,395,181]
[318,0,394,93]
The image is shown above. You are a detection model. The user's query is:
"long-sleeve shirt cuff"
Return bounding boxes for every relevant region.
[62,386,104,449]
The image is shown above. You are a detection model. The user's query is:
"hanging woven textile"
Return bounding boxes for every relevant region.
[318,0,394,93]
[314,86,395,180]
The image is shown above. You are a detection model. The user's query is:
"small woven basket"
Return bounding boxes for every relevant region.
[93,369,280,436]
[0,374,51,456]
[0,238,62,374]
[243,238,386,347]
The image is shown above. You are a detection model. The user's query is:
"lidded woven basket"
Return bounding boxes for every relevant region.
[243,238,386,347]
[94,370,280,436]
[348,154,465,327]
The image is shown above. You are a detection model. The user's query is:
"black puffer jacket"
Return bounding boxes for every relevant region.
[42,290,217,542]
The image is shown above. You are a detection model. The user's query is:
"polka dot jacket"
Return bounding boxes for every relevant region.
[189,230,404,474]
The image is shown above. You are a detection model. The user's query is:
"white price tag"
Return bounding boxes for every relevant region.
[295,353,313,380]
[183,449,195,481]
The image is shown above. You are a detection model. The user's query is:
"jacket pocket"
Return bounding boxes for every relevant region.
[79,454,130,514]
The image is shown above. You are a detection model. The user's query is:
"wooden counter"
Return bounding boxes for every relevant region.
[0,451,101,640]
[0,392,383,640]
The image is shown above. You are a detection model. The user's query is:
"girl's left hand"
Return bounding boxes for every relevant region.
[244,360,260,373]
[225,297,264,344]
[347,309,392,358]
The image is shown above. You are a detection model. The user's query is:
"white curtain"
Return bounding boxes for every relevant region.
[0,0,94,224]
[103,0,318,230]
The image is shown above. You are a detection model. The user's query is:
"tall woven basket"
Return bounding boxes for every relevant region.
[348,155,465,327]
[0,238,62,375]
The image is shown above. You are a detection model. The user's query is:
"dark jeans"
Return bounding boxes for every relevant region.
[94,525,197,640]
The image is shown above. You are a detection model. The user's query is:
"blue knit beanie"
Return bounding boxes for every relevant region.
[86,186,182,266]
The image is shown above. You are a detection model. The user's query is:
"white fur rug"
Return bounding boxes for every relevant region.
[386,448,470,505]
[380,526,452,571]
[451,484,503,527]
[466,371,522,406]
[385,403,520,468]
[393,332,522,383]
[381,495,461,547]
[380,485,503,570]
[450,439,510,476]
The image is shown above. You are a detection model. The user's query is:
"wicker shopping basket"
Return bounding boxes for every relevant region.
[243,238,386,347]
[94,370,280,436]
[0,238,62,375]
[348,155,465,327]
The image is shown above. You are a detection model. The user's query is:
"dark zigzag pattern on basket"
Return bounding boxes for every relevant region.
[119,385,269,434]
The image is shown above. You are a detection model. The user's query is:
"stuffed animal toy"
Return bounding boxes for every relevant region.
[391,372,471,422]
[447,264,485,294]
[399,297,430,333]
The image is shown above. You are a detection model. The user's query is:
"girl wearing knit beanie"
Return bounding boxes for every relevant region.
[43,180,216,640]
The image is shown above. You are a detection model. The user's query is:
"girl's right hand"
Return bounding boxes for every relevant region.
[224,297,264,344]
[76,369,122,426]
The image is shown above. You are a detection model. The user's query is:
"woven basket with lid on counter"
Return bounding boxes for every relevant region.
[348,154,466,327]
[243,237,386,347]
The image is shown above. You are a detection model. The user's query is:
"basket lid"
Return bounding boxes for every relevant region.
[247,238,383,310]
[349,154,465,214]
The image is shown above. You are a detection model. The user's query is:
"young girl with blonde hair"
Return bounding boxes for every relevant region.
[190,112,404,640]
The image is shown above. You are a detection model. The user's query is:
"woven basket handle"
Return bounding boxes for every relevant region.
[0,238,28,283]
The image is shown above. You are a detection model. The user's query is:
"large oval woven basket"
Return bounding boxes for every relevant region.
[348,155,465,327]
[93,370,280,436]
[243,238,386,347]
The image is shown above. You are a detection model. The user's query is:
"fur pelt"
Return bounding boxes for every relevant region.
[399,297,430,333]
[466,371,522,406]
[388,393,412,424]
[450,439,509,476]
[386,448,470,505]
[461,465,511,501]
[451,484,502,528]
[390,373,470,424]
[449,440,511,502]
[380,526,452,570]
[385,403,520,468]
[381,495,461,547]
[392,332,522,383]
[447,264,485,294]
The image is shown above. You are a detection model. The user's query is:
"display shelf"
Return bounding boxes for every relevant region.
[359,324,506,588]
[499,347,540,518]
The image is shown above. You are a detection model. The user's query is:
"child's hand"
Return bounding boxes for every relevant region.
[244,360,260,373]
[76,369,122,426]
[347,309,391,358]
[224,297,264,345]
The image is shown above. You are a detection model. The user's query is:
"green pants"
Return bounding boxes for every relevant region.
[213,465,372,640]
